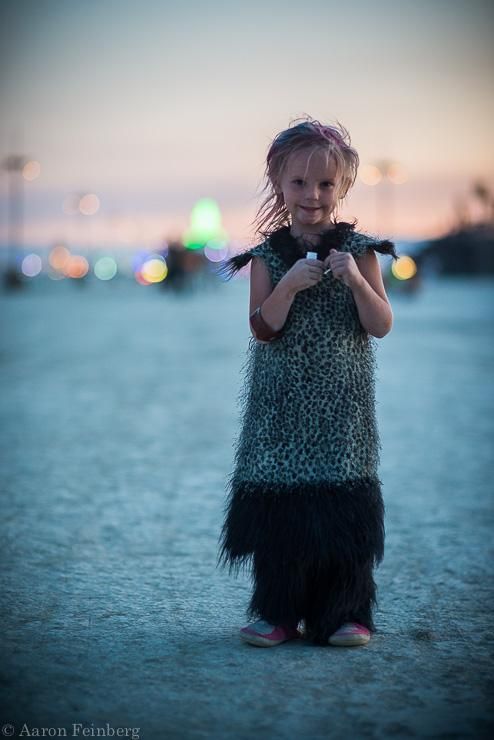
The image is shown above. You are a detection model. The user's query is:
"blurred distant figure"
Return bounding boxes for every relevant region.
[162,242,209,292]
[162,242,187,291]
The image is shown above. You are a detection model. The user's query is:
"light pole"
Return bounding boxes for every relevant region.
[3,154,28,288]
[2,153,40,289]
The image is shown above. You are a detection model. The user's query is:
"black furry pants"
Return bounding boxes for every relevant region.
[217,479,385,645]
[246,550,378,646]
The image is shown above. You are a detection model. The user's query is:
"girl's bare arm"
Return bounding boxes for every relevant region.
[249,257,296,342]
[350,250,393,338]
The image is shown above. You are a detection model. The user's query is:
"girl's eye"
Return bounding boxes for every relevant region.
[321,182,335,188]
[292,179,304,185]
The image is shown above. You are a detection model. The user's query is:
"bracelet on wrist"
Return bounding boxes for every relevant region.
[249,306,284,342]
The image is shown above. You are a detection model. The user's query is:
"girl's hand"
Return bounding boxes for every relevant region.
[323,248,362,288]
[281,257,324,295]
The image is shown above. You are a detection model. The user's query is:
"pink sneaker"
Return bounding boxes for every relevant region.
[239,619,300,647]
[328,622,371,647]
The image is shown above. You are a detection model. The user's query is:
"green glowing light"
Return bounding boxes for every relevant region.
[183,198,228,250]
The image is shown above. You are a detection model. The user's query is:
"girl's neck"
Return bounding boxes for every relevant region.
[289,223,336,247]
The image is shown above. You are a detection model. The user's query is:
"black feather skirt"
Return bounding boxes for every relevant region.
[217,477,384,644]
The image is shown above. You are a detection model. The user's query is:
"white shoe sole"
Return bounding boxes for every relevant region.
[328,633,370,647]
[239,629,296,647]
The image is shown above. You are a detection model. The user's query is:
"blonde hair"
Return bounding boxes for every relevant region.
[253,115,360,237]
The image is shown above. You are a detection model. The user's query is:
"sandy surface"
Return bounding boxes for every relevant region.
[1,275,493,739]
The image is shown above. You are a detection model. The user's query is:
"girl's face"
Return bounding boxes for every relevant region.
[277,147,340,235]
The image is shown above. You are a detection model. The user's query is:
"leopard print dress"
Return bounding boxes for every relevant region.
[216,222,398,644]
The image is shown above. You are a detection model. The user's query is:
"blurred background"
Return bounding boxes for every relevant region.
[1,0,493,737]
[1,0,493,286]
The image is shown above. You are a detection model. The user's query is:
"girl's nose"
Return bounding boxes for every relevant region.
[305,184,319,199]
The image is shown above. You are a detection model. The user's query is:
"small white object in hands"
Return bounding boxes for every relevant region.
[306,250,331,274]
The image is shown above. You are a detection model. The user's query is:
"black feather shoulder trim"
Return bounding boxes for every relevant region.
[215,221,359,280]
[373,238,399,260]
[214,249,258,281]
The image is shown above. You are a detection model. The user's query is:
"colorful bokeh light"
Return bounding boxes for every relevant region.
[49,244,71,271]
[359,165,383,186]
[140,256,168,283]
[204,239,229,262]
[21,253,42,277]
[94,257,118,281]
[22,160,41,182]
[65,255,89,278]
[79,193,100,216]
[391,255,417,280]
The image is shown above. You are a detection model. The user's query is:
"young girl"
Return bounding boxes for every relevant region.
[216,116,398,648]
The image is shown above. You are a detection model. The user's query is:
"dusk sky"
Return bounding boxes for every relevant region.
[1,0,493,249]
